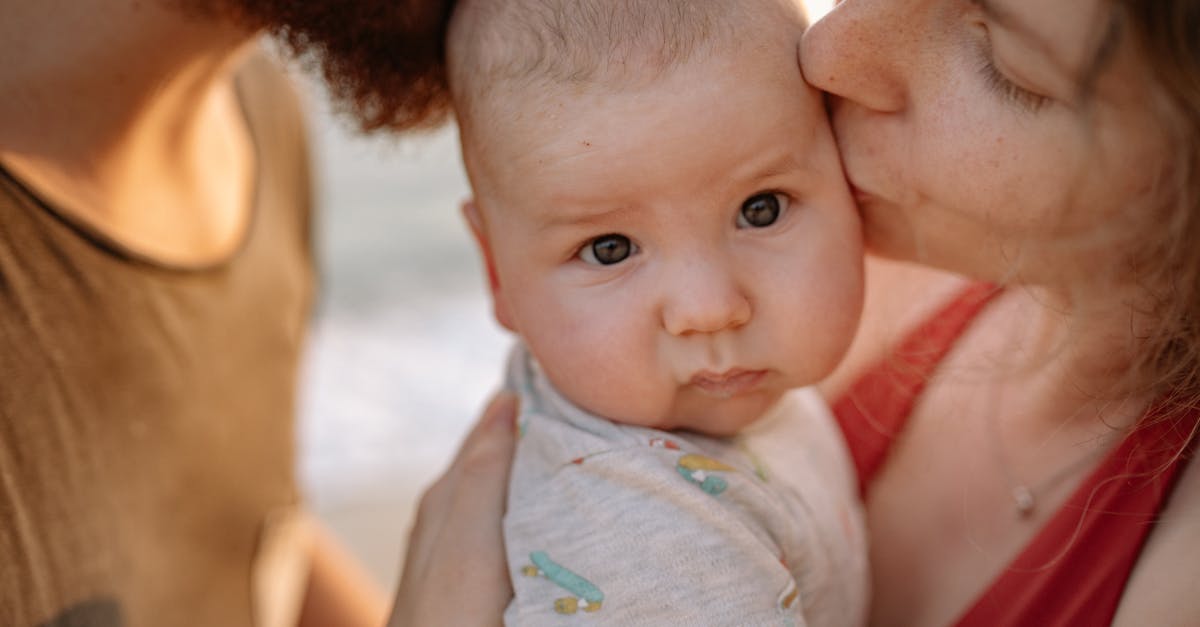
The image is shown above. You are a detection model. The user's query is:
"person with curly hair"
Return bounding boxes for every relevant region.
[0,1,458,625]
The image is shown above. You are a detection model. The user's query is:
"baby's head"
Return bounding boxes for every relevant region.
[449,0,863,437]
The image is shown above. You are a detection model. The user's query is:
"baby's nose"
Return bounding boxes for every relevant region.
[660,266,752,336]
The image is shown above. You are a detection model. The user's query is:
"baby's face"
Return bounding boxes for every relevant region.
[467,33,862,437]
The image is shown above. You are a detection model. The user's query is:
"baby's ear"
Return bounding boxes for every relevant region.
[461,199,516,331]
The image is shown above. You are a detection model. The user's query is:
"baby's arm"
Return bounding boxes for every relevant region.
[504,443,805,626]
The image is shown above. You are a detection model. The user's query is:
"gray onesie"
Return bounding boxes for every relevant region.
[502,344,869,626]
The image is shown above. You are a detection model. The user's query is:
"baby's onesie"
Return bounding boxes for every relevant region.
[502,344,869,626]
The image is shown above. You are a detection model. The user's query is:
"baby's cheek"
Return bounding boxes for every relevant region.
[550,363,666,427]
[530,314,666,423]
[773,276,861,381]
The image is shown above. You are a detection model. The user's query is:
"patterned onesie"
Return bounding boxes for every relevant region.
[502,344,869,626]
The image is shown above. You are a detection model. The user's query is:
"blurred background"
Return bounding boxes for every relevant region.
[297,0,835,591]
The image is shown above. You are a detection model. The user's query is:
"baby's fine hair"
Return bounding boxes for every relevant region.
[447,0,799,128]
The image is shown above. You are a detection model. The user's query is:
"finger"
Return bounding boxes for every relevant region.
[393,392,519,624]
[405,391,516,569]
[448,390,519,475]
[430,392,518,616]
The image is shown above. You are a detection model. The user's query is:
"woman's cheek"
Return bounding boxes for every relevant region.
[921,85,1070,229]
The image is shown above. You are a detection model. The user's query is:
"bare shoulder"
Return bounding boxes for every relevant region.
[817,256,969,400]
[1113,453,1200,626]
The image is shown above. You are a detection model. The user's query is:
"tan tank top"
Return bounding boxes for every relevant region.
[0,52,315,627]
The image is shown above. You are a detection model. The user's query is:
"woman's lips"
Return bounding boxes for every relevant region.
[689,369,767,398]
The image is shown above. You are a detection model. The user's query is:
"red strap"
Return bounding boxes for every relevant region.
[833,282,1199,625]
[833,282,998,496]
[956,408,1197,626]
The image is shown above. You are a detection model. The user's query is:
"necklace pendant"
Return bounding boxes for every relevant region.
[1013,485,1035,517]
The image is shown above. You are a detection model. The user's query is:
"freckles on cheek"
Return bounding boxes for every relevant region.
[934,125,1023,219]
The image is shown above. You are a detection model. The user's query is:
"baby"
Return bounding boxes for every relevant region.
[448,0,867,624]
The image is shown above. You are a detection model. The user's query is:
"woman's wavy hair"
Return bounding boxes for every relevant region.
[1115,0,1200,424]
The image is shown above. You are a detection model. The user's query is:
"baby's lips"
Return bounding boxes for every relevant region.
[688,368,767,398]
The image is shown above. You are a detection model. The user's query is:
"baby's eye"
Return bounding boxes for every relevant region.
[578,234,637,265]
[737,192,787,229]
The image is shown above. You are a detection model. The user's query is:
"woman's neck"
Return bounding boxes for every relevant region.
[0,0,255,173]
[0,1,262,266]
[959,283,1155,436]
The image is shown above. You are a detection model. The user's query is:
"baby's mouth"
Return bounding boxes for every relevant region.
[688,369,767,399]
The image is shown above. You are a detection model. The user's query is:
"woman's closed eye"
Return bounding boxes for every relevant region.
[578,233,638,266]
[979,56,1050,112]
[976,26,1051,112]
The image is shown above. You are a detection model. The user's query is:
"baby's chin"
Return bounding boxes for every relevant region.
[632,389,787,438]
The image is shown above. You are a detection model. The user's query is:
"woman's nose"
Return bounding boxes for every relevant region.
[660,265,752,336]
[801,0,909,114]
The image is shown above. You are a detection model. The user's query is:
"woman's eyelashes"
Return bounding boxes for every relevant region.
[737,192,787,229]
[578,233,637,266]
[975,29,1051,112]
[980,57,1050,111]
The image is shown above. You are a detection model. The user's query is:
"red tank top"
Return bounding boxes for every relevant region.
[833,283,1198,626]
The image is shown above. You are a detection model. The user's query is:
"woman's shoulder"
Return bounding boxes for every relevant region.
[817,256,970,401]
[1113,450,1200,625]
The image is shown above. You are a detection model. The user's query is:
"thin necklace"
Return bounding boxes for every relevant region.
[985,404,1115,519]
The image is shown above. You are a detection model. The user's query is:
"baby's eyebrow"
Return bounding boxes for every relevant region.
[752,151,808,180]
[535,204,638,232]
[528,150,808,232]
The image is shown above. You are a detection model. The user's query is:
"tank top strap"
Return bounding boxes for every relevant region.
[832,282,999,496]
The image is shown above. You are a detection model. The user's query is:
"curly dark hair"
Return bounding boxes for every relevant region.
[185,0,458,132]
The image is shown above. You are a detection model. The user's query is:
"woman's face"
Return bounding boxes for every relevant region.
[802,0,1172,286]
